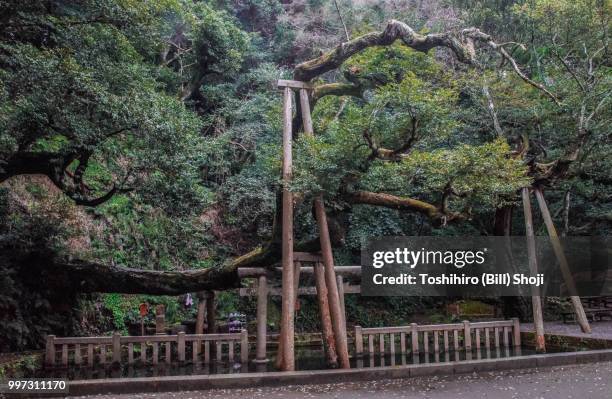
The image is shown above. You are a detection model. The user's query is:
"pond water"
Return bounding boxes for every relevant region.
[36,345,570,380]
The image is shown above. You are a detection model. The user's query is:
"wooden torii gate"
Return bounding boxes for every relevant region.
[276,79,350,371]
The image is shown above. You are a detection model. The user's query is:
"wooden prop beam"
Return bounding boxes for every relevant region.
[314,261,338,367]
[522,188,546,352]
[534,187,591,333]
[279,86,296,371]
[300,88,351,369]
[277,260,302,369]
[337,274,347,330]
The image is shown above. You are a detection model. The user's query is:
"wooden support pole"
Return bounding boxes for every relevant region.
[522,187,546,353]
[314,198,350,368]
[314,261,338,366]
[255,275,269,362]
[534,187,591,334]
[299,87,350,369]
[278,260,302,367]
[294,261,302,305]
[337,274,346,329]
[195,292,206,335]
[279,86,296,371]
[206,291,216,333]
[278,250,305,367]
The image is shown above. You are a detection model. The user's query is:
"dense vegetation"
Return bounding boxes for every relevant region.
[0,0,609,351]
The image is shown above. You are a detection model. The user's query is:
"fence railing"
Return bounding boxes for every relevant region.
[45,331,249,368]
[354,319,520,358]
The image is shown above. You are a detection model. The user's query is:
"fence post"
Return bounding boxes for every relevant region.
[463,321,472,350]
[178,332,186,362]
[241,329,249,364]
[255,275,268,363]
[512,318,521,347]
[112,332,121,363]
[355,326,363,357]
[410,323,419,354]
[45,335,56,367]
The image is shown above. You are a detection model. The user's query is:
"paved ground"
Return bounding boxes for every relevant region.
[521,321,612,340]
[75,361,612,399]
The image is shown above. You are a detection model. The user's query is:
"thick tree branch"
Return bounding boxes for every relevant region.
[297,20,560,111]
[1,151,124,207]
[494,44,561,106]
[313,83,364,101]
[345,190,466,225]
[49,259,240,295]
[294,20,475,81]
[19,221,344,295]
[1,151,69,185]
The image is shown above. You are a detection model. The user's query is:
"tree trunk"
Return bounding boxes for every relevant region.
[493,206,513,236]
[195,292,206,334]
[494,206,530,319]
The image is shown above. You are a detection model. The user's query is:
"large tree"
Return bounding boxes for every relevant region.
[2,0,608,297]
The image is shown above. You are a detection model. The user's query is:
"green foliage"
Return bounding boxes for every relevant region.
[294,47,529,212]
[103,293,128,333]
[0,0,215,212]
[89,195,218,270]
[364,139,531,208]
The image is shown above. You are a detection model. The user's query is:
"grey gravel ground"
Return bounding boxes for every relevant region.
[521,321,612,340]
[75,361,612,399]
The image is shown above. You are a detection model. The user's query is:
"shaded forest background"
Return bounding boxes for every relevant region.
[0,0,610,352]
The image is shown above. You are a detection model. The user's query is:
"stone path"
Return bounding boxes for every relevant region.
[521,320,612,340]
[75,361,612,399]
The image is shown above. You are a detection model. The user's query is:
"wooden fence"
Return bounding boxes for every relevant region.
[354,319,520,357]
[45,331,249,368]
